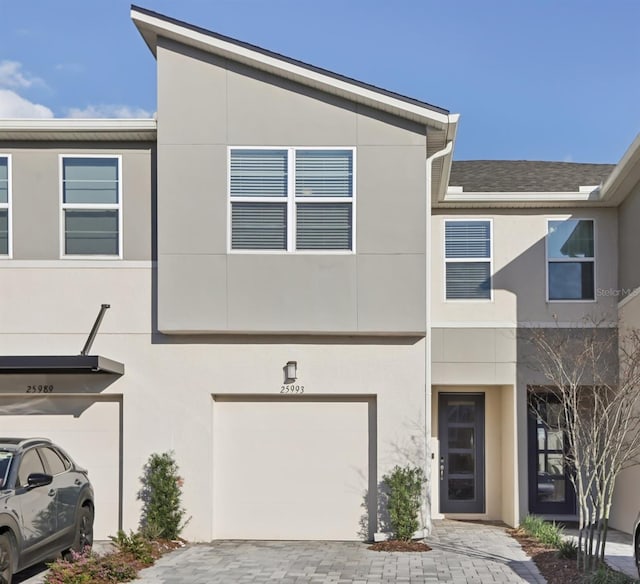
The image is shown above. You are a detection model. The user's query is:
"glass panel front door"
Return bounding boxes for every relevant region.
[438,394,485,513]
[528,393,576,514]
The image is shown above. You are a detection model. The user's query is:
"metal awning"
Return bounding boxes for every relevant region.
[0,356,125,375]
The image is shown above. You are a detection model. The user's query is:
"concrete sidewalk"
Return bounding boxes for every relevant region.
[564,526,637,579]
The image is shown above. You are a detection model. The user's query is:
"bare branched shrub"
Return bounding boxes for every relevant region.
[525,319,640,572]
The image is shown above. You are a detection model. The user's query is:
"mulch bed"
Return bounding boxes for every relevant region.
[508,528,583,584]
[368,540,432,552]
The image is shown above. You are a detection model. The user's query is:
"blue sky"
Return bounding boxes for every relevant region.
[1,0,638,162]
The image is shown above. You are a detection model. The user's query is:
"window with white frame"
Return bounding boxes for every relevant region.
[0,156,9,256]
[61,156,121,256]
[547,219,594,301]
[445,220,492,300]
[229,148,354,251]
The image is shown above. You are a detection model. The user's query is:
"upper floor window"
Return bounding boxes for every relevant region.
[0,156,10,256]
[229,148,354,252]
[547,219,594,301]
[445,220,492,300]
[61,156,121,257]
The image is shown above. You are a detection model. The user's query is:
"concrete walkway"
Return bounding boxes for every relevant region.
[133,520,546,583]
[564,526,638,579]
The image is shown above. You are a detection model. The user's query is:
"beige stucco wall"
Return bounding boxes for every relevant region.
[610,293,640,534]
[431,208,618,326]
[0,143,153,261]
[618,181,640,295]
[155,38,429,334]
[0,262,427,541]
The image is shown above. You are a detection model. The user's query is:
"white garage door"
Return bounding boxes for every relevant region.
[213,397,373,540]
[0,396,120,540]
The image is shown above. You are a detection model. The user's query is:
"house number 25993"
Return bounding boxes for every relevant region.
[280,385,304,394]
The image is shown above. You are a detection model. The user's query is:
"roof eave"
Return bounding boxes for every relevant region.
[0,118,157,141]
[599,133,640,205]
[130,6,452,131]
[435,189,615,209]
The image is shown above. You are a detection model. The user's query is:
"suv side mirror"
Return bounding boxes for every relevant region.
[27,473,53,489]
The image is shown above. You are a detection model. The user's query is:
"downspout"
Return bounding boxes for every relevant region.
[424,140,453,535]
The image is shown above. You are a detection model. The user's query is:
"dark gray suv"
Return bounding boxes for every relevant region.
[0,438,94,584]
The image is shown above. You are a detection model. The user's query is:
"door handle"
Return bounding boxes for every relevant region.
[74,479,82,486]
[440,457,445,481]
[48,489,55,497]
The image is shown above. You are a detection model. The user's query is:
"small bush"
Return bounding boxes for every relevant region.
[587,565,636,584]
[109,530,154,564]
[45,549,138,584]
[556,538,578,559]
[520,514,544,536]
[138,451,186,540]
[382,465,425,541]
[519,515,563,548]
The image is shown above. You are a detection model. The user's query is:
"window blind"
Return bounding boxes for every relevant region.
[295,150,352,197]
[63,158,119,204]
[0,158,7,204]
[445,221,490,259]
[65,210,119,255]
[0,210,7,255]
[231,202,287,250]
[296,203,352,250]
[230,150,288,197]
[446,262,491,300]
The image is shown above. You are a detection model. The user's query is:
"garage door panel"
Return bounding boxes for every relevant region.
[0,397,120,540]
[213,398,373,540]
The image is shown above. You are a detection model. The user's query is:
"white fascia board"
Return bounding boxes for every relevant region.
[0,118,157,141]
[0,119,156,132]
[131,8,453,131]
[439,190,606,208]
[599,132,640,205]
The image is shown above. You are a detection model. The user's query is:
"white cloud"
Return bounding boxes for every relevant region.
[0,89,53,118]
[67,104,153,119]
[0,60,45,89]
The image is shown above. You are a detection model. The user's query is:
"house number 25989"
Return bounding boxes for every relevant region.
[26,385,54,393]
[280,385,304,394]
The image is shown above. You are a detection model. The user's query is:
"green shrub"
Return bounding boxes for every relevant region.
[556,538,578,559]
[520,514,544,536]
[109,530,154,564]
[382,465,425,541]
[519,515,563,548]
[138,451,186,540]
[587,565,636,584]
[536,521,563,547]
[45,549,138,584]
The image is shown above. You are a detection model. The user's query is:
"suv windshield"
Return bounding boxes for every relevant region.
[0,451,13,489]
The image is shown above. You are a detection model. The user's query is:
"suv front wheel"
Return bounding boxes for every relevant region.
[0,532,15,584]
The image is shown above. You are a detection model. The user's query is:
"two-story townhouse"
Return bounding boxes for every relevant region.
[1,5,640,543]
[430,160,617,528]
[0,6,458,542]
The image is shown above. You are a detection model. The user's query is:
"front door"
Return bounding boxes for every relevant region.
[438,393,485,513]
[528,394,576,514]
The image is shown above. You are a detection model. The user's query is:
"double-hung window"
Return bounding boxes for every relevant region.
[547,219,594,301]
[0,156,10,256]
[61,156,121,257]
[445,220,492,300]
[229,148,354,252]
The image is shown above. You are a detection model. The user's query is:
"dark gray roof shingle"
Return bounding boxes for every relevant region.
[450,160,615,193]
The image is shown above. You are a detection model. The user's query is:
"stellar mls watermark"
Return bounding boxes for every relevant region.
[597,287,640,299]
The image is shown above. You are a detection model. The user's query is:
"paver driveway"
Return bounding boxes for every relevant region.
[134,520,546,583]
